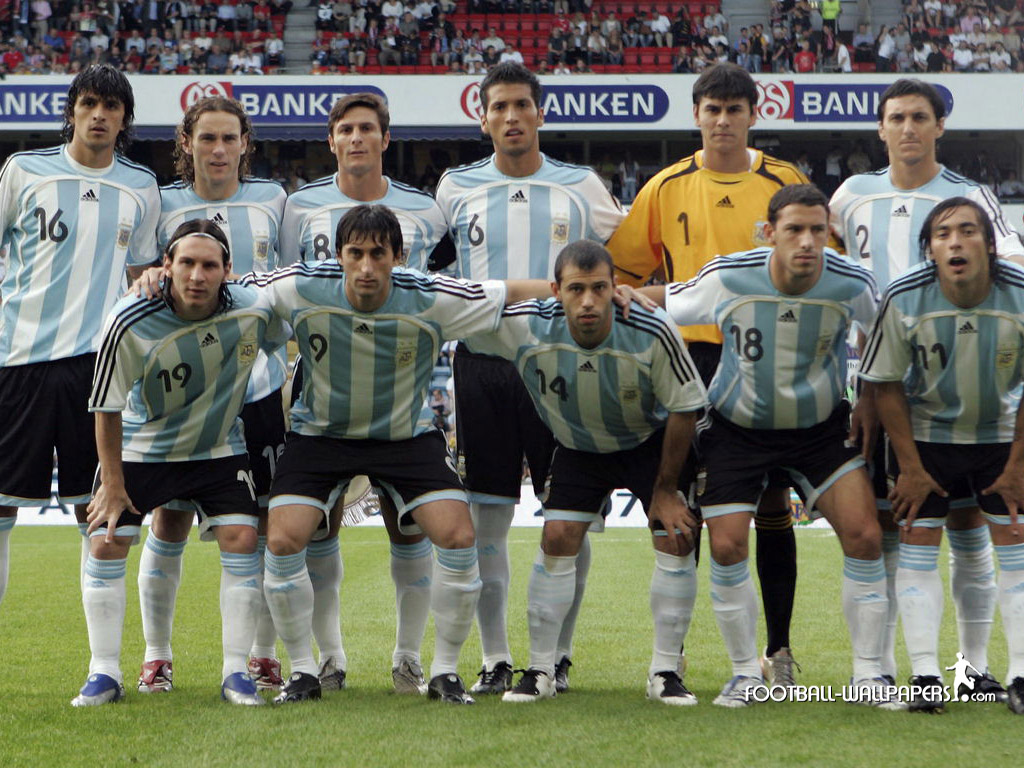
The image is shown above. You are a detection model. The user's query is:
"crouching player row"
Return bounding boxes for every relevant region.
[78,220,290,707]
[860,196,1024,715]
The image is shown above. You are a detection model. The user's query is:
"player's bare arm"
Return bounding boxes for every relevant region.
[648,411,698,554]
[873,380,947,528]
[87,411,140,542]
[982,393,1024,537]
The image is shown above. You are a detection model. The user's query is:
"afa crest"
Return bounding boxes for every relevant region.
[253,237,270,271]
[551,218,570,244]
[237,334,257,366]
[396,342,416,367]
[117,223,133,249]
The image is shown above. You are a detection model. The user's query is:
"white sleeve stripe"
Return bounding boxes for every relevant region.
[91,302,165,408]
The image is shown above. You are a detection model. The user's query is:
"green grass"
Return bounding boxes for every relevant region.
[1,526,1019,768]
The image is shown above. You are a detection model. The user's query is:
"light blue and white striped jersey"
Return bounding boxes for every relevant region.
[158,178,286,273]
[245,262,506,441]
[859,260,1024,444]
[279,174,447,270]
[666,248,879,430]
[0,145,161,367]
[89,284,289,462]
[435,153,625,283]
[160,178,288,403]
[830,165,1024,288]
[468,300,707,453]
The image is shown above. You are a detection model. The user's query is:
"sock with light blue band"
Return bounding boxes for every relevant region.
[709,557,759,678]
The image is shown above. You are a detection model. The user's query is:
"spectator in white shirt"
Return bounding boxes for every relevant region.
[650,10,672,47]
[481,27,505,52]
[953,39,974,70]
[499,43,523,64]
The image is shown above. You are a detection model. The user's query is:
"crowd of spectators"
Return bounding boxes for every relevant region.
[6,0,1024,76]
[0,0,291,75]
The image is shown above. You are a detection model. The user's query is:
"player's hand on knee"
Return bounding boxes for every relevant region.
[129,266,166,299]
[87,483,139,543]
[982,466,1024,538]
[650,488,697,554]
[888,467,945,531]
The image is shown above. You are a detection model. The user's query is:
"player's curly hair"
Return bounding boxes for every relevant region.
[61,65,136,154]
[174,96,255,186]
[918,196,998,276]
[163,218,235,314]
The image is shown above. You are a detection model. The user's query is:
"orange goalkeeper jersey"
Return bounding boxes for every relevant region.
[607,148,809,344]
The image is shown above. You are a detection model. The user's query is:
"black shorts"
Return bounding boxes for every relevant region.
[887,441,1013,525]
[0,354,97,506]
[686,341,789,496]
[697,404,864,519]
[269,430,465,533]
[453,343,555,502]
[97,454,259,540]
[544,429,699,532]
[241,388,286,504]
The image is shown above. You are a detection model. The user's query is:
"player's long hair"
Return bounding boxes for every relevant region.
[174,96,255,186]
[61,65,136,154]
[163,219,235,314]
[918,196,999,277]
[336,204,403,260]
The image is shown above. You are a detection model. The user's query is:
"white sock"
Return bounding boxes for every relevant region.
[471,502,514,668]
[994,542,1024,683]
[843,555,889,681]
[880,530,900,679]
[948,526,996,672]
[556,532,591,661]
[78,523,89,592]
[220,551,263,679]
[307,537,345,670]
[709,558,760,678]
[649,550,697,676]
[0,517,14,608]
[430,546,481,679]
[390,538,432,666]
[895,544,942,678]
[526,548,576,677]
[138,533,185,662]
[264,550,316,676]
[82,555,127,682]
[250,536,278,659]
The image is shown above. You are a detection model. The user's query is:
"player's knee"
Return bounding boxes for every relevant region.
[215,523,258,554]
[265,527,307,556]
[541,521,585,556]
[709,533,748,565]
[151,508,192,542]
[841,523,882,560]
[88,537,132,561]
[434,524,475,551]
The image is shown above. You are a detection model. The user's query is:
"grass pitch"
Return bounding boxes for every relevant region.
[1,525,1018,768]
